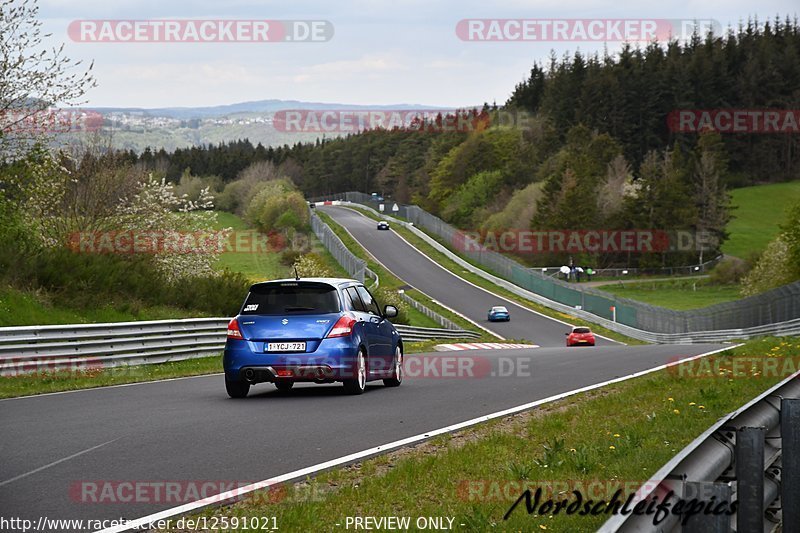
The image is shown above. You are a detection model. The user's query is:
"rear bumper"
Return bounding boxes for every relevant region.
[223,337,362,382]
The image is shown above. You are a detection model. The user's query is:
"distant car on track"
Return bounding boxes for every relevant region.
[488,305,510,322]
[223,278,403,398]
[377,221,390,230]
[566,326,595,346]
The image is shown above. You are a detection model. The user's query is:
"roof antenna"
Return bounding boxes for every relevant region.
[294,266,300,281]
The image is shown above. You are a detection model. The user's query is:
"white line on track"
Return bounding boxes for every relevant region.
[98,344,739,533]
[0,439,118,488]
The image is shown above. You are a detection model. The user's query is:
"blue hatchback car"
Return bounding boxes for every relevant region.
[488,305,510,322]
[223,278,403,398]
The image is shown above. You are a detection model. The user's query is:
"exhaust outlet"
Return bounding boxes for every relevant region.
[244,368,256,382]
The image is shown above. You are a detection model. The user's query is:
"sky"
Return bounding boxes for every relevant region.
[37,0,798,109]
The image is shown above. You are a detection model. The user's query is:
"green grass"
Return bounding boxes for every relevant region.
[174,337,798,532]
[0,355,224,399]
[211,211,289,282]
[213,211,250,231]
[215,246,286,283]
[600,279,741,310]
[0,287,201,327]
[723,181,800,258]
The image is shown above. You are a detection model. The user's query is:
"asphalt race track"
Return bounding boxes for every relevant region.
[321,205,608,347]
[0,206,726,530]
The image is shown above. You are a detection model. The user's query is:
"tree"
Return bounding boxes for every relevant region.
[780,200,800,281]
[596,154,631,221]
[0,0,95,159]
[692,132,730,262]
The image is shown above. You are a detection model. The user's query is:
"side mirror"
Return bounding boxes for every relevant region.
[384,305,398,318]
[564,332,569,336]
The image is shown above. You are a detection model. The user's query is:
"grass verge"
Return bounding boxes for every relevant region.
[0,355,224,399]
[212,211,287,282]
[172,337,798,532]
[599,279,741,310]
[0,287,203,327]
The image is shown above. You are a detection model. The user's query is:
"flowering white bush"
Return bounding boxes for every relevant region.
[116,175,231,281]
[1,150,72,247]
[740,236,792,296]
[291,254,334,278]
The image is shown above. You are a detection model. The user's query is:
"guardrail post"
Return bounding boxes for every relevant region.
[782,399,800,531]
[735,426,765,533]
[683,481,732,533]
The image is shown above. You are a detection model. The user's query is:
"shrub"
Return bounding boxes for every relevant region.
[740,237,793,296]
[708,258,751,285]
[291,254,334,278]
[279,249,304,267]
[374,288,410,325]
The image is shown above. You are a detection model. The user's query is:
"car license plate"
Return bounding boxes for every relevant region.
[267,342,306,352]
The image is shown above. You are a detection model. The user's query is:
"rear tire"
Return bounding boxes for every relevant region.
[226,378,250,398]
[343,350,367,395]
[383,346,403,387]
[274,381,294,392]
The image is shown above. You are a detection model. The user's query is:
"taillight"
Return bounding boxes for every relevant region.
[227,318,243,339]
[327,315,357,338]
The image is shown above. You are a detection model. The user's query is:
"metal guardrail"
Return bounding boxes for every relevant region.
[0,319,479,375]
[397,292,464,331]
[324,192,800,336]
[310,209,367,283]
[600,369,800,532]
[394,324,480,342]
[328,199,800,344]
[0,318,229,375]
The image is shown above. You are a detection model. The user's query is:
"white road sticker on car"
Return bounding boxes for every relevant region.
[244,304,259,311]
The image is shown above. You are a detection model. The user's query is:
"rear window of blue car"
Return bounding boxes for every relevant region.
[241,282,340,315]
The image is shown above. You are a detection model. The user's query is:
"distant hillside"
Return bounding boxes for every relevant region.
[67,99,453,152]
[91,99,450,120]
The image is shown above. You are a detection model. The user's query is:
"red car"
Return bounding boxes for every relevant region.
[566,326,595,346]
